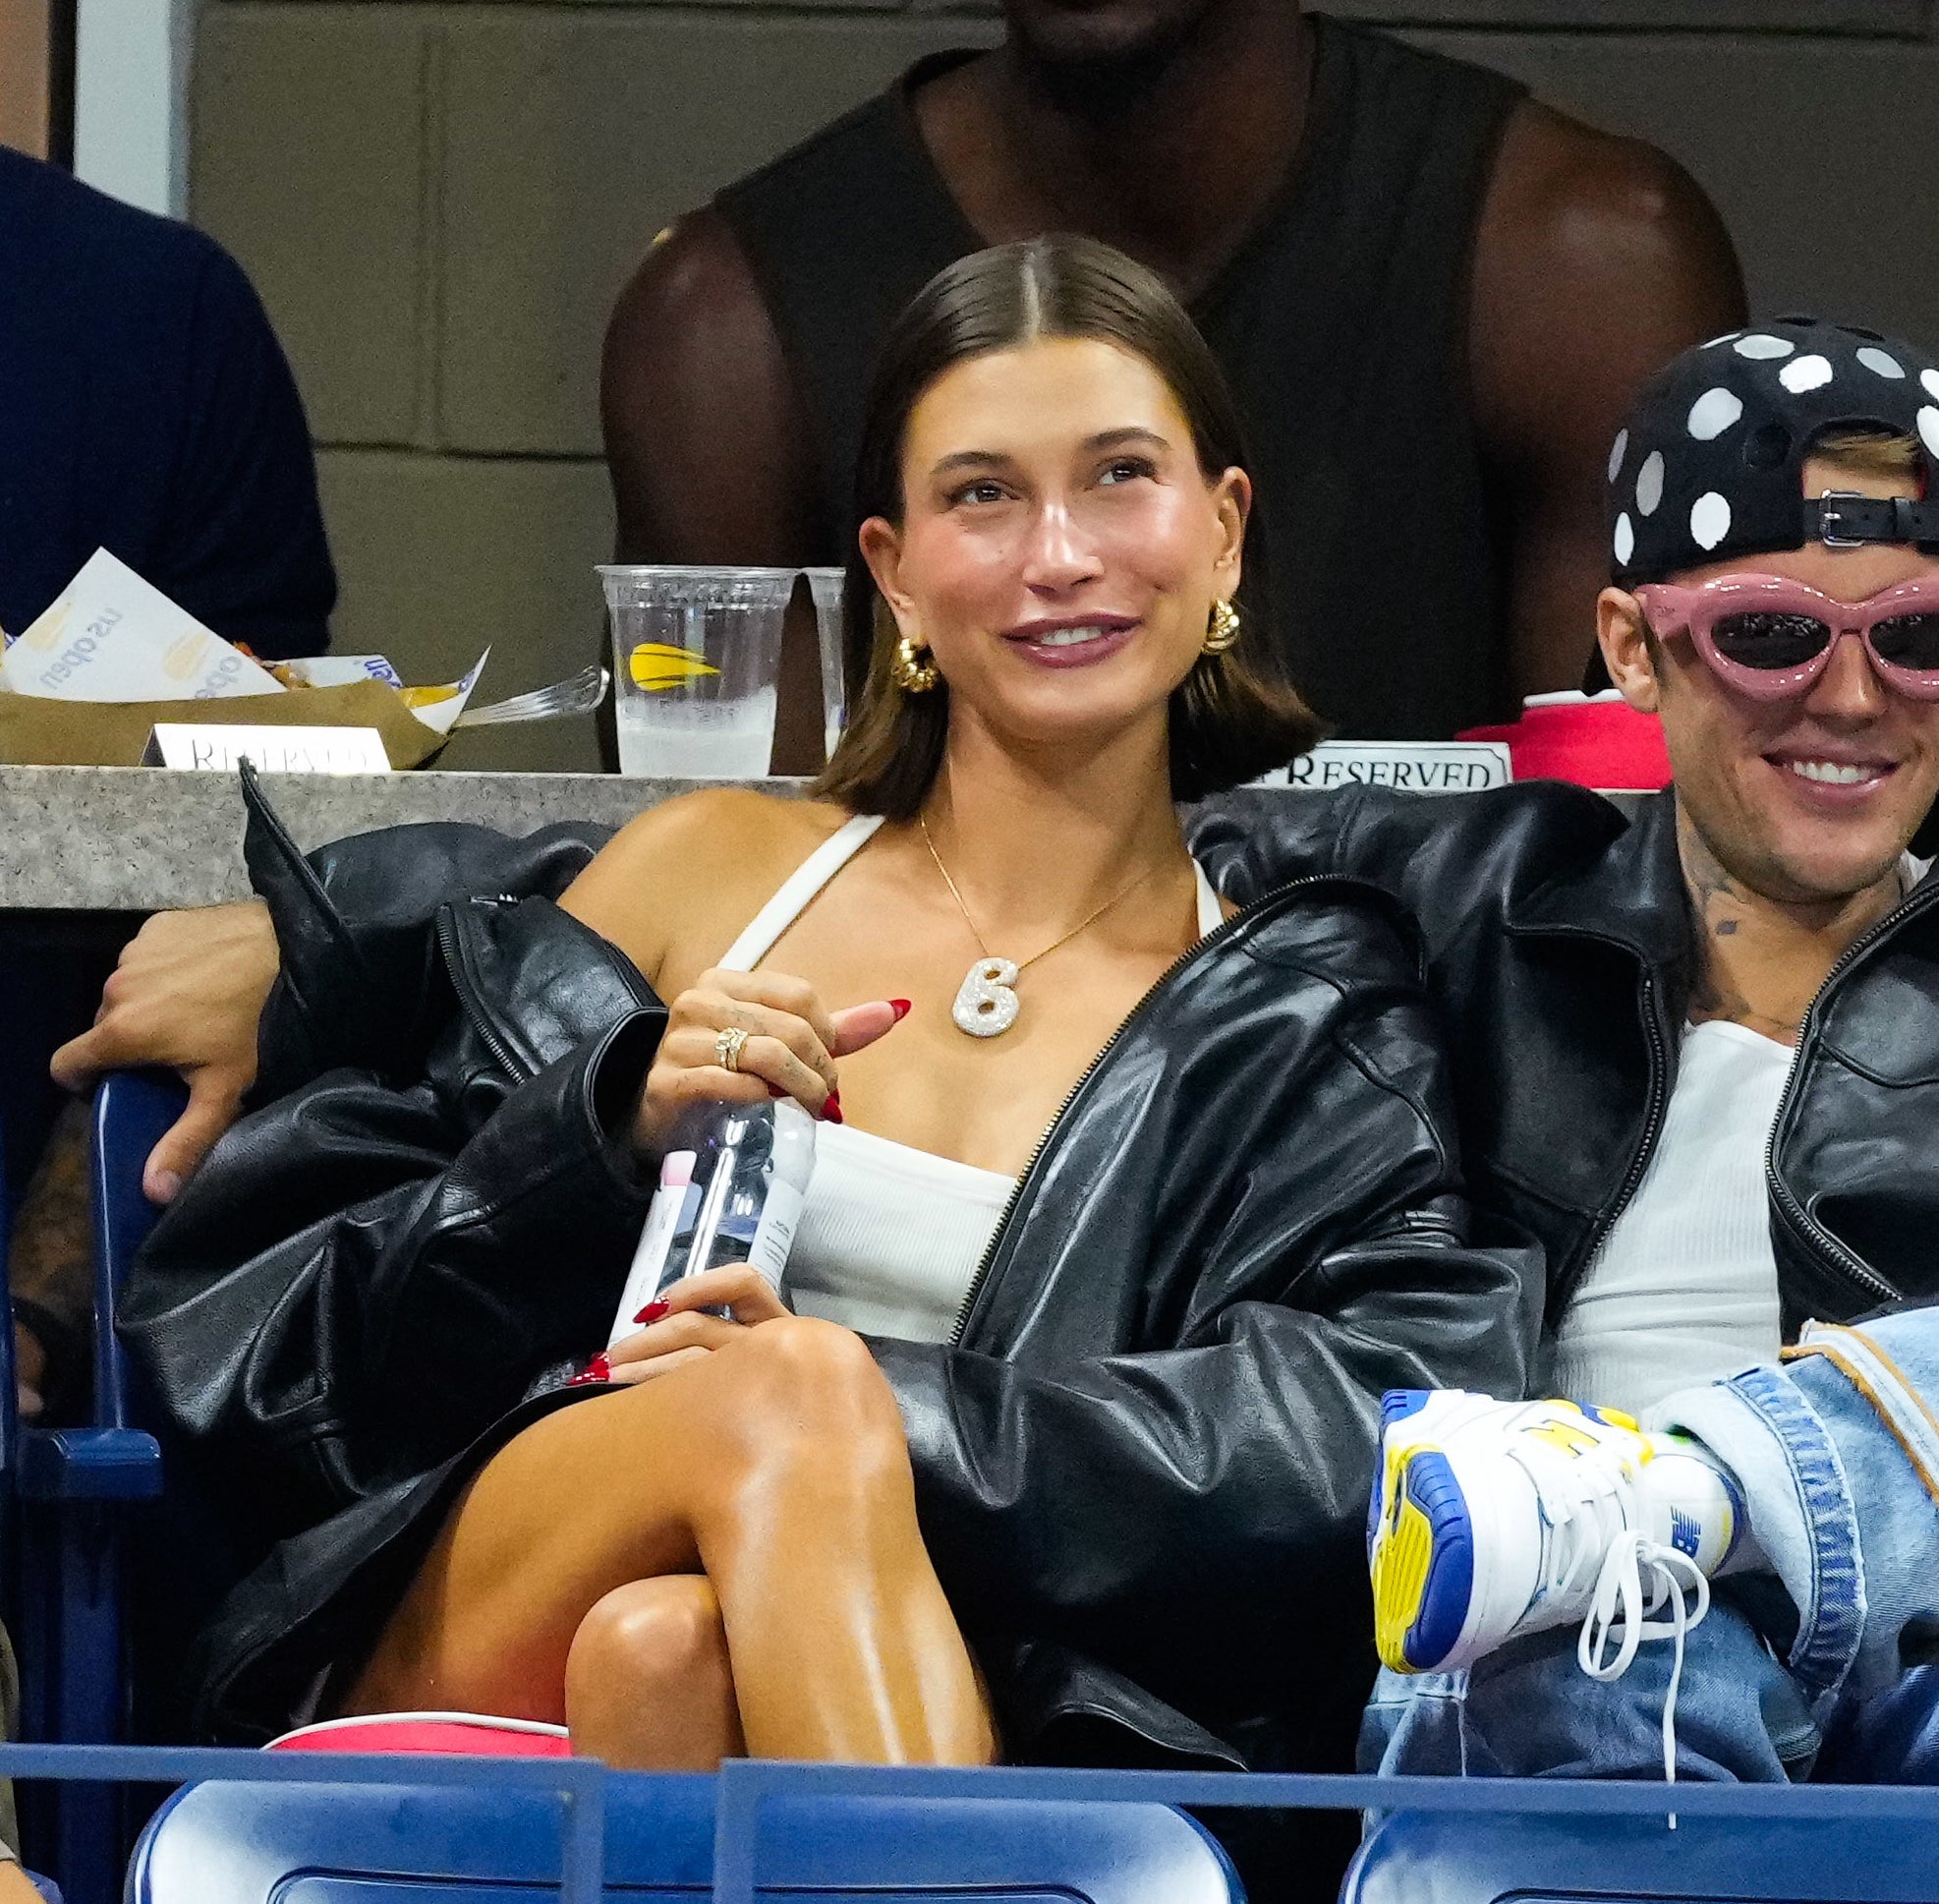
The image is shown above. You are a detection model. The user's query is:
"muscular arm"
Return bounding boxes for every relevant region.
[600,209,831,770]
[601,210,824,566]
[1471,102,1746,702]
[50,901,278,1202]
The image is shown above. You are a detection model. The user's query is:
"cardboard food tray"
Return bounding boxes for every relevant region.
[0,680,447,769]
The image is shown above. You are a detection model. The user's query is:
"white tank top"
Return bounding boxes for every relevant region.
[1544,851,1931,1416]
[1544,1018,1790,1416]
[717,813,1223,1342]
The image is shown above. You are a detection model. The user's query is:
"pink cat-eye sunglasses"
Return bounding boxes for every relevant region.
[1634,573,1939,702]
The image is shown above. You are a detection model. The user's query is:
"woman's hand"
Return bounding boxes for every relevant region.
[602,1263,793,1385]
[634,969,904,1154]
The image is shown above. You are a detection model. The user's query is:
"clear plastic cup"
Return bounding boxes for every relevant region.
[599,565,797,778]
[804,567,847,764]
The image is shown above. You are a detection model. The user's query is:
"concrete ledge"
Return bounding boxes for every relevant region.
[0,767,805,911]
[2,765,1642,913]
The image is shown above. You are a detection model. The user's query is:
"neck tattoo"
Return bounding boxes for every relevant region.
[1680,810,1910,1042]
[919,815,1161,1038]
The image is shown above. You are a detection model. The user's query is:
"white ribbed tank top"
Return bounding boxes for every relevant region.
[1545,852,1930,1414]
[1544,1018,1789,1414]
[717,814,1222,1342]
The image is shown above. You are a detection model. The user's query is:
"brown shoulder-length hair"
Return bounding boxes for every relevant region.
[813,234,1322,819]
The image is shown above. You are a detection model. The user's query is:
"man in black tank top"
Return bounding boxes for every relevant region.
[602,2,1743,755]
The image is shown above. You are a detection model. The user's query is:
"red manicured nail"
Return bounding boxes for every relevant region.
[568,1352,611,1386]
[888,999,912,1021]
[822,1089,844,1125]
[634,1300,670,1324]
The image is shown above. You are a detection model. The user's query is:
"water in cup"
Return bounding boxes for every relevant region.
[599,565,795,778]
[614,687,776,778]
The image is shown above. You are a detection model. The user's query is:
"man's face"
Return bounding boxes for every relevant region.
[1598,456,1939,906]
[1002,0,1218,73]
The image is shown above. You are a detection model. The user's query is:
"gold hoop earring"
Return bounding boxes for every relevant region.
[1204,599,1241,655]
[891,633,940,694]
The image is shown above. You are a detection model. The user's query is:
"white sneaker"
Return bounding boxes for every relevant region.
[1368,1388,1741,1677]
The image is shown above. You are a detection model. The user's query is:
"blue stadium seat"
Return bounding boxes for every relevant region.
[8,1073,176,1904]
[1343,1806,1939,1903]
[127,1771,1244,1903]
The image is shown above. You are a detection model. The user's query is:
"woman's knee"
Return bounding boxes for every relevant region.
[733,1317,907,1464]
[565,1575,728,1707]
[565,1576,744,1769]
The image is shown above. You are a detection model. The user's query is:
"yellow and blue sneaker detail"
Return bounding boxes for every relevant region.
[1368,1389,1739,1676]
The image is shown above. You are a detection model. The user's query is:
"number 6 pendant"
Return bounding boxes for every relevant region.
[952,957,1021,1037]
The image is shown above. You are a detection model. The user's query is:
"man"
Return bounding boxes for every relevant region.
[3,141,336,1414]
[603,0,1744,744]
[1196,316,1939,1780]
[0,143,334,654]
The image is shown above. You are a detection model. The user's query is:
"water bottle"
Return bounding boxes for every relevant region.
[608,1097,817,1346]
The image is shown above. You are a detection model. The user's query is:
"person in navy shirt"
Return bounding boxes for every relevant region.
[1,144,335,1421]
[0,144,334,653]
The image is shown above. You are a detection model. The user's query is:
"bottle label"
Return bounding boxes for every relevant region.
[746,1180,806,1291]
[608,1152,698,1347]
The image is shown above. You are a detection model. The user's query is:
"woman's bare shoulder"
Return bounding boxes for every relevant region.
[561,790,852,978]
[599,787,849,870]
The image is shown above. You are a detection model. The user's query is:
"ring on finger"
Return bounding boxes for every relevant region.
[714,1025,750,1073]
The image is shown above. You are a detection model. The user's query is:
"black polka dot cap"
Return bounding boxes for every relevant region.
[1607,317,1939,587]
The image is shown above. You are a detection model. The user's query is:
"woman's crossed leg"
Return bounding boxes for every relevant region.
[345,1314,997,1769]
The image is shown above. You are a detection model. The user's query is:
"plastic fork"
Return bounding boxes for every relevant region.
[454,664,609,728]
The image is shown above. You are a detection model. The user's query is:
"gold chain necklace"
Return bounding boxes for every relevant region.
[919,814,1161,1038]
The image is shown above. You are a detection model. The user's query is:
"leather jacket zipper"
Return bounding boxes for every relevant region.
[434,902,533,1084]
[1569,967,1672,1296]
[1758,873,1939,1308]
[1568,873,1938,1311]
[949,876,1334,1348]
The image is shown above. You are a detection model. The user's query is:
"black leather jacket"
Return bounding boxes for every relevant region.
[120,779,1538,1765]
[1191,782,1939,1338]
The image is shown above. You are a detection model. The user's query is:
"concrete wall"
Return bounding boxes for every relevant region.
[0,0,54,158]
[186,0,1939,769]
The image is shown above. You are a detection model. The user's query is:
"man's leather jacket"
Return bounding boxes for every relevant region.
[1191,782,1939,1339]
[119,779,1539,1767]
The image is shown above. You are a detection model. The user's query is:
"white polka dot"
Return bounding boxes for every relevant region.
[1780,354,1835,394]
[1735,334,1796,361]
[1857,347,1906,379]
[1607,429,1629,484]
[1690,492,1732,551]
[1919,408,1939,459]
[1922,369,1939,403]
[1614,512,1635,566]
[1634,451,1665,517]
[1687,387,1743,440]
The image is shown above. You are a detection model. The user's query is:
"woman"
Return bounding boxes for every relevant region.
[122,235,1533,1774]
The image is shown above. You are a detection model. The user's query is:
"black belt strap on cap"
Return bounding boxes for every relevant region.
[1805,492,1939,549]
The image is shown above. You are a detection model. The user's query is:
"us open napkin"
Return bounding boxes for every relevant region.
[269,650,489,736]
[0,550,486,765]
[0,549,285,700]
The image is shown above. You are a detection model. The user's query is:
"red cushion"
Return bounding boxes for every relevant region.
[1457,695,1671,791]
[268,1715,571,1758]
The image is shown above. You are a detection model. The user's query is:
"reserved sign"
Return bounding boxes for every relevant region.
[143,723,393,775]
[1258,740,1511,793]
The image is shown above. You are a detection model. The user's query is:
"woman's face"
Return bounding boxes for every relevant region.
[860,334,1248,756]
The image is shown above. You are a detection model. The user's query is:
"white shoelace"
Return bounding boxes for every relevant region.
[1513,1431,1714,1795]
[1577,1529,1712,1789]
